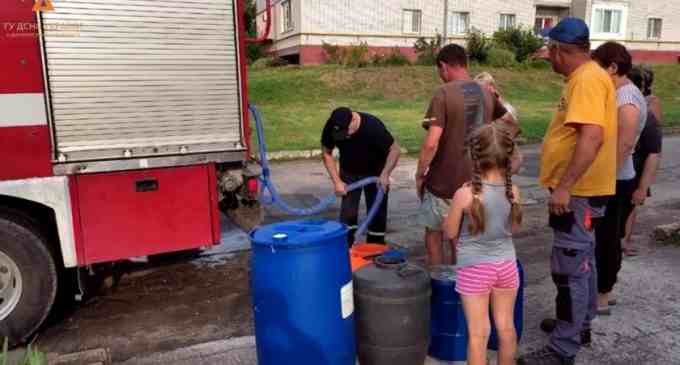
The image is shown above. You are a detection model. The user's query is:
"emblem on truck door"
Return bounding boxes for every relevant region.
[33,0,55,13]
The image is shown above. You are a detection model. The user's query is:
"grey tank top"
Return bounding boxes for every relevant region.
[617,84,647,181]
[457,182,516,268]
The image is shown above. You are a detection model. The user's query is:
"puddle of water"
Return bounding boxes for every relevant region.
[191,214,251,268]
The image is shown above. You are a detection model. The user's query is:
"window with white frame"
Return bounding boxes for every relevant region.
[499,14,516,30]
[591,4,628,38]
[281,0,293,33]
[534,17,555,35]
[648,18,663,39]
[403,9,422,34]
[449,12,470,35]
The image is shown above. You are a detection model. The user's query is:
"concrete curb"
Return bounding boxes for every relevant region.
[116,337,256,365]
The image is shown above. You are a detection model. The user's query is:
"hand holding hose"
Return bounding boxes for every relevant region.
[335,181,348,196]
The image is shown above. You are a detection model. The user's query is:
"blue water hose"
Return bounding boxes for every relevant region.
[249,104,385,243]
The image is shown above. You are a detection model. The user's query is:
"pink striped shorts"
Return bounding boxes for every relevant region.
[456,260,519,296]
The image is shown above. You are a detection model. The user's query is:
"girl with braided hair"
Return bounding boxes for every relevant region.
[443,123,523,365]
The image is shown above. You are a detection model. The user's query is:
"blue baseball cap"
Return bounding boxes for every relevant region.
[545,17,590,45]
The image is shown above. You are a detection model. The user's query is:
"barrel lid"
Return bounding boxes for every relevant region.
[251,219,347,249]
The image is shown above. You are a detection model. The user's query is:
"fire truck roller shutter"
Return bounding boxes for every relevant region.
[39,0,245,163]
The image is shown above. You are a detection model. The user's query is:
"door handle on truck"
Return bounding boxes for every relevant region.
[135,179,159,192]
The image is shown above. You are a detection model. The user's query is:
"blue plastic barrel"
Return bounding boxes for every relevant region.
[428,261,524,361]
[428,266,468,362]
[250,220,356,365]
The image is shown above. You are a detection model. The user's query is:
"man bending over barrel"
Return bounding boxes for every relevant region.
[321,107,401,246]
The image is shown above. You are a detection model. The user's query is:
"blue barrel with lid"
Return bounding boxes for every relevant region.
[428,266,468,362]
[250,219,356,365]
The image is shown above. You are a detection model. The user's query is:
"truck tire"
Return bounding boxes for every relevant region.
[0,214,58,347]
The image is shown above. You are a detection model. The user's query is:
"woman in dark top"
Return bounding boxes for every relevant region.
[623,66,663,256]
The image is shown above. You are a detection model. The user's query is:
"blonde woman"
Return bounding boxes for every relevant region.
[475,72,518,126]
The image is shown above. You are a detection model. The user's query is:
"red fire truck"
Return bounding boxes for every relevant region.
[0,0,269,346]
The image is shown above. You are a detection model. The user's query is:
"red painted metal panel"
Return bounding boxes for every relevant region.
[0,126,52,181]
[0,3,44,94]
[237,0,252,158]
[76,165,215,264]
[207,164,221,244]
[67,175,87,266]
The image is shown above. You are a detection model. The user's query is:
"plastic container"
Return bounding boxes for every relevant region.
[353,256,431,365]
[428,266,468,362]
[350,243,387,272]
[250,220,356,365]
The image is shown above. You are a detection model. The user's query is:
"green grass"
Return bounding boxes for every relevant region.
[248,64,680,153]
[0,338,47,365]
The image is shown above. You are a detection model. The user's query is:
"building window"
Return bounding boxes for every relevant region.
[534,17,554,35]
[648,18,663,39]
[449,12,470,34]
[281,0,293,33]
[499,14,516,30]
[592,8,623,34]
[403,9,422,34]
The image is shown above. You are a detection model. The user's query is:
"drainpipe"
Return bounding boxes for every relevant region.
[442,0,449,43]
[246,0,272,43]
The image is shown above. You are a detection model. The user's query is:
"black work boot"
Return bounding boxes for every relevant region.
[517,346,575,365]
[540,318,558,333]
[541,318,592,346]
[581,328,592,347]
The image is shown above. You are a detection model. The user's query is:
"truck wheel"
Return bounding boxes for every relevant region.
[0,215,58,347]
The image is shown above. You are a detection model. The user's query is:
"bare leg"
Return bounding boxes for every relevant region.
[461,294,491,365]
[490,288,518,365]
[426,228,444,267]
[623,208,639,256]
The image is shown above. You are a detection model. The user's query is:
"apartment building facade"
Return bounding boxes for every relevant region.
[257,0,680,64]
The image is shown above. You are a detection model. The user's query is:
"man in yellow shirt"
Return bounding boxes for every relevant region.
[519,18,617,365]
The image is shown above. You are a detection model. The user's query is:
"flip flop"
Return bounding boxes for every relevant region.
[624,247,640,257]
[597,307,612,316]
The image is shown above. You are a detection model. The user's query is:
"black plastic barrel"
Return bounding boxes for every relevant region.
[353,256,431,365]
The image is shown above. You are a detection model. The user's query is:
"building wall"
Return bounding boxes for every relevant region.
[450,0,536,36]
[260,0,536,49]
[584,0,680,62]
[584,0,680,43]
[626,1,680,43]
[570,0,589,18]
[257,0,680,64]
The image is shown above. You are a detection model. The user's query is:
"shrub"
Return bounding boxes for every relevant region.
[414,34,443,66]
[466,28,492,63]
[524,58,552,69]
[373,49,411,66]
[487,47,518,68]
[250,57,271,69]
[322,42,370,67]
[322,42,343,64]
[492,26,545,62]
[343,42,370,67]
